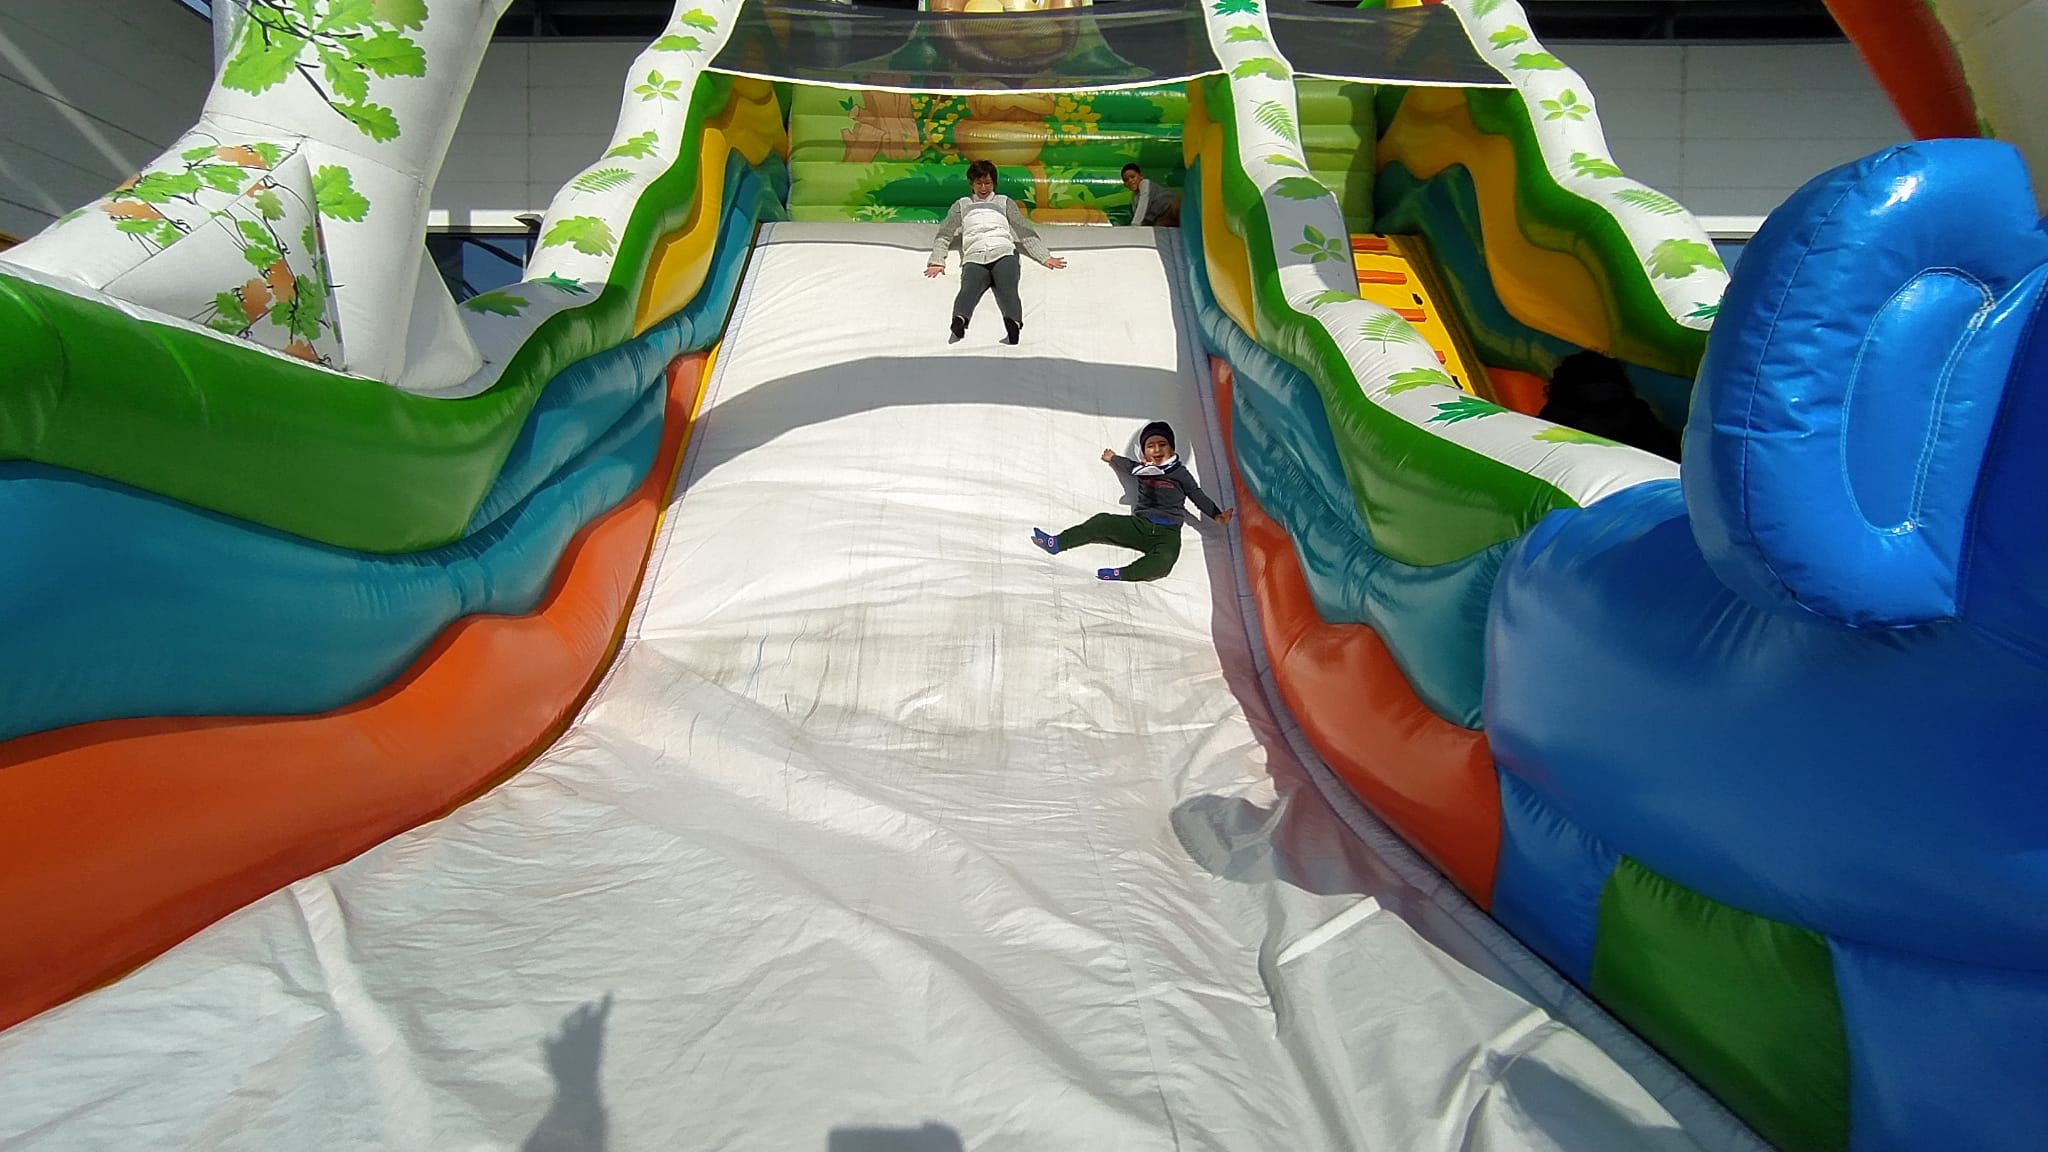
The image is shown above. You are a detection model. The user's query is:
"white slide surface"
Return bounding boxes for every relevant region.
[0,224,1754,1151]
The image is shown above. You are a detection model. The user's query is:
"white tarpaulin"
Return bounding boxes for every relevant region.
[0,225,1757,1152]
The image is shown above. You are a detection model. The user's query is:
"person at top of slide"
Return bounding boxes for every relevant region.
[1031,421,1232,583]
[1122,163,1180,228]
[925,159,1067,345]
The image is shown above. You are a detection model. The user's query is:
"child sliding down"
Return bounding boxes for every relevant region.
[1032,421,1232,582]
[925,159,1066,345]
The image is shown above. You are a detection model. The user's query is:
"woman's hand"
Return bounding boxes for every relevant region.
[1046,256,1068,270]
[1215,509,1235,525]
[1101,449,1115,462]
[924,264,945,278]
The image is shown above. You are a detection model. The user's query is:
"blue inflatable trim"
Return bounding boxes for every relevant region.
[1182,174,1499,728]
[0,158,779,742]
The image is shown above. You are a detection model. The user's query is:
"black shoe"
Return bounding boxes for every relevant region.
[948,316,966,344]
[1002,318,1021,345]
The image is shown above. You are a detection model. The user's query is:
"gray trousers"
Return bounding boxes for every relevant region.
[953,253,1021,324]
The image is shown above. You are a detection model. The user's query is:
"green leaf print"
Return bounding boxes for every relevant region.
[213,290,247,329]
[252,142,285,168]
[321,0,377,31]
[252,187,287,220]
[1489,25,1529,48]
[634,70,684,102]
[1688,301,1720,320]
[1569,152,1624,179]
[312,165,371,221]
[536,273,589,295]
[1469,0,1504,15]
[1645,238,1724,279]
[463,290,528,317]
[182,143,221,162]
[1614,187,1685,216]
[126,171,203,204]
[542,215,618,257]
[370,0,428,30]
[221,27,303,95]
[236,218,281,268]
[197,164,248,194]
[1532,425,1616,446]
[317,44,371,103]
[1269,176,1328,200]
[1264,154,1306,170]
[605,131,660,159]
[1359,312,1423,346]
[1307,289,1355,306]
[1232,57,1288,81]
[1511,52,1564,71]
[1223,25,1268,43]
[1386,367,1455,394]
[1429,395,1504,425]
[679,8,720,31]
[652,34,701,52]
[337,100,400,142]
[221,0,429,141]
[1540,91,1591,122]
[1212,0,1260,14]
[572,167,637,194]
[1253,100,1297,144]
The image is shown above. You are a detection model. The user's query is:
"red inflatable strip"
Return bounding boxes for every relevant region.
[0,351,712,1032]
[1824,0,1978,140]
[1484,365,1548,417]
[1212,357,1501,906]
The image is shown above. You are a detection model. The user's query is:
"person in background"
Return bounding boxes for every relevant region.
[1121,164,1180,228]
[1538,350,1682,462]
[925,159,1066,345]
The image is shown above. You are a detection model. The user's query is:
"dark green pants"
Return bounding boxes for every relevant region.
[1057,513,1182,582]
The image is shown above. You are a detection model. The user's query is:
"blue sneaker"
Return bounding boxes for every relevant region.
[1097,567,1121,581]
[1031,528,1061,555]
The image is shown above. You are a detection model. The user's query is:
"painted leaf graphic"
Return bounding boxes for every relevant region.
[542,215,618,256]
[605,131,660,159]
[182,143,219,162]
[1264,154,1305,170]
[1232,57,1288,81]
[1489,25,1529,48]
[1646,238,1724,279]
[1253,100,1297,144]
[1302,224,1326,244]
[1211,0,1260,14]
[197,164,246,194]
[213,289,247,327]
[1688,301,1720,320]
[1470,0,1504,15]
[1359,312,1422,346]
[1223,25,1268,43]
[1533,426,1616,445]
[463,290,528,317]
[1307,289,1354,306]
[572,166,637,193]
[371,0,429,30]
[652,34,701,52]
[1386,367,1455,394]
[1429,396,1504,425]
[252,142,285,168]
[221,26,304,95]
[127,171,202,203]
[322,0,378,33]
[236,219,281,269]
[338,101,400,141]
[252,187,287,221]
[1569,152,1623,179]
[1541,91,1590,121]
[1614,187,1685,216]
[318,44,371,103]
[1270,176,1328,201]
[354,29,427,78]
[1511,52,1564,71]
[312,165,371,221]
[537,273,589,295]
[1291,242,1323,257]
[680,8,719,30]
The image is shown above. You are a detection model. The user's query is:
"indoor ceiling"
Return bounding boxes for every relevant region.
[492,0,1844,41]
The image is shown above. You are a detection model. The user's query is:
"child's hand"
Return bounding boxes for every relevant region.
[1101,449,1114,462]
[1216,509,1235,525]
[1046,256,1068,270]
[924,264,945,278]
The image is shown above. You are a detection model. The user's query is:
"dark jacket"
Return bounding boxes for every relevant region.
[1110,455,1222,526]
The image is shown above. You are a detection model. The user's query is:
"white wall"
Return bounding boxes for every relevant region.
[1552,41,1909,221]
[0,0,214,240]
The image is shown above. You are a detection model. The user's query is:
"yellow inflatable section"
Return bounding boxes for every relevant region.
[1185,89,1259,340]
[1378,88,1615,356]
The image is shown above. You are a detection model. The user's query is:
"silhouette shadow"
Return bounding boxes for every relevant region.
[522,994,614,1152]
[826,1122,966,1152]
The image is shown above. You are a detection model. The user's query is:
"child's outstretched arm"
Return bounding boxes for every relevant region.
[1175,471,1233,523]
[925,202,964,276]
[1007,201,1066,270]
[1101,448,1136,473]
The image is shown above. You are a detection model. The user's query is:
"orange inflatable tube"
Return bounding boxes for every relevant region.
[1214,358,1501,905]
[0,352,712,1031]
[1823,0,1978,140]
[1484,365,1549,417]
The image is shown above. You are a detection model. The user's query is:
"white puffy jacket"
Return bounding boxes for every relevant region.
[928,193,1054,268]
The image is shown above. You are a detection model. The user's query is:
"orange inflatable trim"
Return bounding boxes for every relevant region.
[1485,365,1548,418]
[0,352,711,1032]
[1823,0,1978,140]
[1213,358,1501,905]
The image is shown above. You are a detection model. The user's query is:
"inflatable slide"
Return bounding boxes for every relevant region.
[1,1,2042,1150]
